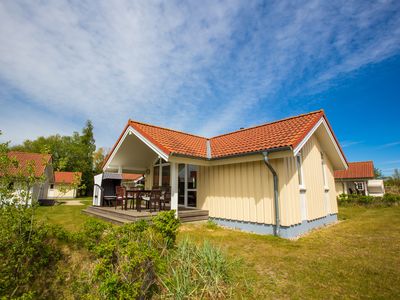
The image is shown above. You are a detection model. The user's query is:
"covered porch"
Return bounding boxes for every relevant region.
[93,125,204,218]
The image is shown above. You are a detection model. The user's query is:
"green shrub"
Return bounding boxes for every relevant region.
[69,212,179,299]
[160,238,235,299]
[73,218,111,250]
[151,210,180,248]
[383,193,400,205]
[338,193,400,207]
[90,221,167,299]
[0,204,61,298]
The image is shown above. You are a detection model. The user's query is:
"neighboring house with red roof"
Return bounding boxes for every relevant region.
[334,161,385,197]
[48,171,82,199]
[121,173,144,188]
[6,151,53,203]
[97,110,348,238]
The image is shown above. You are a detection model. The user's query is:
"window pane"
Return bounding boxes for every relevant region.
[153,166,159,187]
[162,165,170,187]
[188,190,196,207]
[178,164,185,205]
[296,155,303,185]
[187,165,198,189]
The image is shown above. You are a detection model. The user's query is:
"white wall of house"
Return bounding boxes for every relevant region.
[48,184,78,199]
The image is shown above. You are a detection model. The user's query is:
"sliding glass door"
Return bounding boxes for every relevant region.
[178,164,198,207]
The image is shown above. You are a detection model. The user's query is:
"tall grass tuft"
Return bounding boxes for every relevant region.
[160,237,235,299]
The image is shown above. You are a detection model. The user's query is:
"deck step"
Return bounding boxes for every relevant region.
[82,206,209,225]
[82,209,131,225]
[86,206,155,221]
[179,210,209,217]
[179,215,209,223]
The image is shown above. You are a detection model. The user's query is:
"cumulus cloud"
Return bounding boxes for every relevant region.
[0,0,399,145]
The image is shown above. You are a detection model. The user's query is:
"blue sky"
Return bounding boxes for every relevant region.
[0,1,399,175]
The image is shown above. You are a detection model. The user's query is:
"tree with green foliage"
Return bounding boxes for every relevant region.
[393,168,400,180]
[374,167,383,179]
[79,121,96,195]
[93,147,107,175]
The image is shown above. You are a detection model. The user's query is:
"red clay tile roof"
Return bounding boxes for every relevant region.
[105,110,345,165]
[7,151,52,177]
[122,173,143,181]
[54,171,82,184]
[210,110,324,158]
[129,120,208,158]
[334,161,374,179]
[129,110,325,159]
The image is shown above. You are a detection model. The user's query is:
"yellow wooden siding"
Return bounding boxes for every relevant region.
[326,157,338,214]
[197,157,301,226]
[302,135,338,220]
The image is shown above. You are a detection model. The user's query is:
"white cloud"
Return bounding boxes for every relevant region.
[378,141,400,149]
[0,0,399,145]
[341,141,363,148]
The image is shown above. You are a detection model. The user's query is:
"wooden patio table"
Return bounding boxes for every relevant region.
[125,189,152,212]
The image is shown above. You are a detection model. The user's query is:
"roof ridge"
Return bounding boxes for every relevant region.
[348,161,373,164]
[210,109,324,140]
[8,151,52,160]
[129,120,208,139]
[8,150,50,155]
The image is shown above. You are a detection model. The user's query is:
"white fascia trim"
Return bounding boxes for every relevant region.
[293,118,347,169]
[103,126,169,171]
[128,127,169,161]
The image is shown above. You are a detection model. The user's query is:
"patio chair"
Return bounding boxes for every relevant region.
[149,189,162,213]
[130,190,143,210]
[115,186,126,210]
[161,189,171,210]
[126,189,138,209]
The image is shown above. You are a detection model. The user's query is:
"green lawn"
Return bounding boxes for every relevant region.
[36,197,93,231]
[36,202,400,298]
[180,206,400,299]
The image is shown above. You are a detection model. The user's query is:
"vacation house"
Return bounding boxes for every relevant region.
[334,161,385,197]
[48,171,82,199]
[94,110,348,238]
[6,151,53,204]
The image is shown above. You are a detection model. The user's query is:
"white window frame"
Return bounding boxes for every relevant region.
[355,182,364,191]
[296,152,306,191]
[153,157,170,187]
[321,152,329,191]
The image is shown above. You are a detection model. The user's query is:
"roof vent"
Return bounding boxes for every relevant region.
[240,127,245,130]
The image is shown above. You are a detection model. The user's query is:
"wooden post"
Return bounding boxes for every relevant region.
[170,162,179,218]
